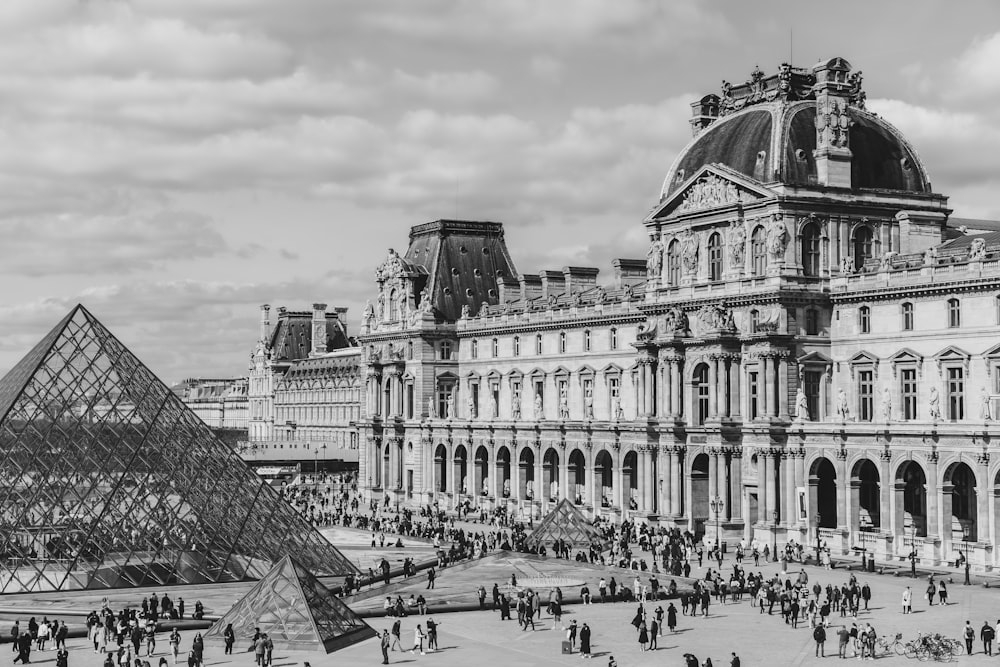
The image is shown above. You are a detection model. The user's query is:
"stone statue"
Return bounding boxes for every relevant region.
[612,395,624,421]
[461,477,468,494]
[512,391,521,420]
[841,256,855,273]
[550,480,559,499]
[466,394,476,419]
[728,223,746,268]
[489,391,498,419]
[879,251,897,272]
[880,386,892,422]
[460,304,471,319]
[680,229,699,272]
[362,299,375,322]
[503,478,510,497]
[534,393,544,420]
[663,307,689,335]
[584,388,595,420]
[559,387,570,419]
[836,388,850,420]
[481,477,489,496]
[969,238,987,261]
[525,481,533,499]
[426,396,436,419]
[697,303,735,332]
[928,386,941,422]
[766,215,788,260]
[646,236,664,279]
[446,393,455,420]
[419,287,434,314]
[794,387,809,422]
[923,245,939,266]
[981,387,992,421]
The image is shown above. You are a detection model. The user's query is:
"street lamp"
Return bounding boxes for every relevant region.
[909,523,917,578]
[963,524,971,586]
[815,512,822,563]
[709,496,724,553]
[771,509,779,562]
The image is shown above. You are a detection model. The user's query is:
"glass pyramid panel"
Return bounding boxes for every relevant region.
[204,555,375,653]
[0,305,358,593]
[525,498,607,549]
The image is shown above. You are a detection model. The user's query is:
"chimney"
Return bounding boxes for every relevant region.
[562,266,599,295]
[519,274,543,301]
[812,57,854,188]
[311,303,327,356]
[689,94,720,136]
[497,275,520,304]
[539,270,566,299]
[259,304,271,343]
[612,259,648,289]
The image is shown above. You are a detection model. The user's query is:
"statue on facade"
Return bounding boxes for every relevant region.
[426,396,436,419]
[525,481,534,499]
[612,395,624,421]
[841,256,855,273]
[550,480,559,500]
[969,237,987,261]
[460,304,471,319]
[836,388,850,420]
[534,393,544,420]
[766,215,788,260]
[663,307,689,335]
[584,387,595,420]
[680,229,699,272]
[503,478,511,497]
[446,393,455,420]
[879,251,898,272]
[489,391,498,419]
[728,223,746,268]
[923,245,938,266]
[362,299,375,323]
[646,235,664,279]
[481,477,489,496]
[461,477,468,494]
[466,394,476,419]
[512,391,521,420]
[981,387,992,421]
[880,386,892,422]
[419,287,434,314]
[794,387,809,422]
[559,387,570,419]
[928,386,941,422]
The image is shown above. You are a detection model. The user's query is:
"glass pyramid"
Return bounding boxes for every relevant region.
[525,499,607,549]
[205,555,375,653]
[0,305,359,593]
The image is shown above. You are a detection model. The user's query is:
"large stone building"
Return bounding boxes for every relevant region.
[352,57,1000,569]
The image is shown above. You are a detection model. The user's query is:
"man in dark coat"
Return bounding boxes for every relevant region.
[579,623,591,658]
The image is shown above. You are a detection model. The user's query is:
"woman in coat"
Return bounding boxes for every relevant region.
[631,605,644,630]
[667,603,678,632]
[223,625,235,655]
[579,623,591,658]
[637,621,648,651]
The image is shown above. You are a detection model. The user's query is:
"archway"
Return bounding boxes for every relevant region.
[434,444,447,493]
[690,452,709,537]
[474,445,489,496]
[623,451,639,509]
[569,449,586,505]
[595,450,614,507]
[496,446,511,498]
[895,460,927,537]
[851,459,880,531]
[543,448,560,500]
[518,448,535,500]
[453,444,468,495]
[944,462,977,543]
[809,457,837,528]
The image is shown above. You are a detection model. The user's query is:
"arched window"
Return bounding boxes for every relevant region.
[535,334,543,355]
[559,332,567,353]
[852,225,874,269]
[513,336,520,356]
[584,330,591,352]
[901,302,914,331]
[859,306,871,334]
[667,240,681,286]
[751,226,767,276]
[708,233,723,281]
[948,298,961,328]
[801,222,821,276]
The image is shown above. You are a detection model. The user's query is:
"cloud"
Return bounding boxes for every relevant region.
[391,69,499,103]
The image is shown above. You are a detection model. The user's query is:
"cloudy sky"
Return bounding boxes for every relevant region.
[1,0,999,383]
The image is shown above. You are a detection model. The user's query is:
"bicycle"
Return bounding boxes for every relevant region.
[877,632,905,656]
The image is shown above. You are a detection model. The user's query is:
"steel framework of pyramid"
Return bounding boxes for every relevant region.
[525,499,607,548]
[205,555,375,653]
[0,305,359,593]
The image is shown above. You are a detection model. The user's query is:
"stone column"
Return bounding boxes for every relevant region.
[708,358,719,419]
[615,448,625,510]
[879,453,891,532]
[638,449,648,511]
[717,357,728,418]
[511,445,521,501]
[730,358,742,419]
[729,449,743,521]
[664,360,673,418]
[927,453,940,539]
[794,450,806,526]
[559,449,569,503]
[836,451,848,530]
[663,447,674,517]
[446,442,455,499]
[977,454,990,543]
[778,357,789,419]
[708,449,719,508]
[782,453,795,525]
[764,356,776,418]
[763,451,775,523]
[671,361,682,419]
[638,362,648,418]
[587,448,597,510]
[535,446,545,512]
[671,447,682,518]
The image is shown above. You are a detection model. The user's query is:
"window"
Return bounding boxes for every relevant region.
[471,340,478,359]
[748,371,759,419]
[491,338,499,358]
[667,241,681,286]
[694,364,710,425]
[559,332,567,353]
[801,222,821,276]
[900,368,918,420]
[751,226,767,276]
[947,298,961,328]
[852,225,874,269]
[513,336,520,356]
[805,309,819,336]
[405,383,414,419]
[749,309,759,334]
[708,233,723,281]
[858,370,874,421]
[439,341,452,360]
[947,367,965,420]
[584,330,591,352]
[535,334,543,355]
[901,302,914,331]
[859,306,871,334]
[610,328,618,350]
[996,295,1000,325]
[804,371,822,421]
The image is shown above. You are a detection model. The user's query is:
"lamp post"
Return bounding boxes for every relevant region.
[710,496,724,553]
[771,509,779,562]
[815,512,822,563]
[963,524,971,586]
[909,524,917,578]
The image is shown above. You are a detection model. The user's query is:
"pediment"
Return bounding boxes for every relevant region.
[646,164,775,220]
[934,345,970,361]
[889,348,923,364]
[848,351,879,365]
[797,351,832,365]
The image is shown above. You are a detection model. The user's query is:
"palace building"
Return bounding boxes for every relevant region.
[247,57,1000,569]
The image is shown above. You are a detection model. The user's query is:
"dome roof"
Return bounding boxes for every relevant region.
[661,101,931,197]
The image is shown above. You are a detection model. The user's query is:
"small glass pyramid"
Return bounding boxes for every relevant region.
[205,555,375,652]
[0,305,358,593]
[525,499,607,549]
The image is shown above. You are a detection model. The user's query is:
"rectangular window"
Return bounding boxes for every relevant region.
[902,303,914,331]
[610,328,618,350]
[805,309,819,336]
[471,340,478,359]
[513,337,520,356]
[993,364,1000,395]
[440,341,452,360]
[900,368,917,420]
[437,384,453,418]
[858,370,874,422]
[471,383,479,417]
[748,371,759,419]
[804,370,822,421]
[947,367,965,420]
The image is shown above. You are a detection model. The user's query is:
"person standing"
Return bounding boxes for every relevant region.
[191,633,204,667]
[667,603,678,632]
[599,578,608,603]
[579,623,591,658]
[837,625,851,658]
[964,621,975,655]
[813,624,826,658]
[648,619,658,650]
[390,620,402,652]
[730,653,741,667]
[860,583,871,611]
[426,567,435,590]
[223,624,234,655]
[926,580,936,606]
[637,621,648,652]
[567,620,578,649]
[411,625,425,655]
[380,630,390,665]
[901,587,911,614]
[938,581,948,605]
[981,621,995,656]
[426,618,438,651]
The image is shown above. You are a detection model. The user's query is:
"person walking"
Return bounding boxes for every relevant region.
[667,603,678,633]
[901,587,911,614]
[411,625,425,655]
[390,620,402,652]
[222,624,234,655]
[964,621,975,655]
[837,625,851,658]
[938,581,948,605]
[426,567,435,590]
[168,629,180,664]
[380,630,390,665]
[981,621,995,656]
[477,586,487,610]
[637,621,648,652]
[579,623,591,658]
[648,619,658,650]
[926,579,936,606]
[813,624,827,658]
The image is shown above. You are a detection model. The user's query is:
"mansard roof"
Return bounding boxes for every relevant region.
[269,310,352,364]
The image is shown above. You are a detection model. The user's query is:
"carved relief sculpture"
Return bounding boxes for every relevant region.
[794,387,809,422]
[697,304,735,332]
[836,388,850,420]
[728,223,746,268]
[680,229,699,273]
[646,235,664,279]
[766,215,788,260]
[880,386,892,422]
[816,94,852,149]
[923,246,938,267]
[534,393,544,420]
[841,256,855,273]
[981,387,992,421]
[559,387,570,419]
[755,306,782,333]
[969,238,987,261]
[928,386,941,422]
[678,174,745,212]
[663,307,689,335]
[419,287,434,314]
